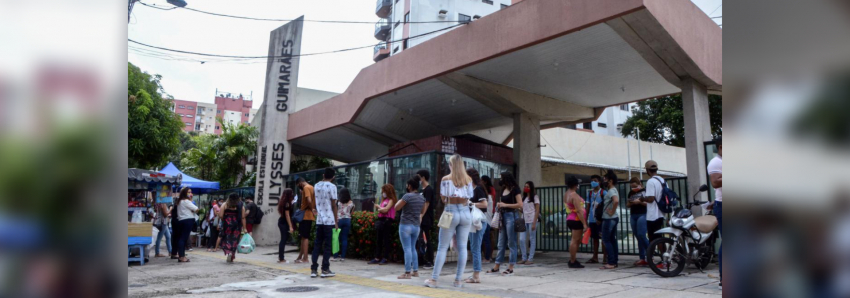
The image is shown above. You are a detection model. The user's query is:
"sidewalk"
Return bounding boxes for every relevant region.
[128,245,721,298]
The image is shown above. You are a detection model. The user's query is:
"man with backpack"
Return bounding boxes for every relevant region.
[641,160,667,269]
[244,196,263,236]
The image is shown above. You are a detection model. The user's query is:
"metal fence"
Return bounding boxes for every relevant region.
[535,177,688,255]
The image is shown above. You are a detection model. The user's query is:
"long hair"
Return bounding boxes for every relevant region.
[178,187,191,201]
[448,154,472,187]
[339,188,352,204]
[500,172,517,191]
[524,181,536,203]
[278,188,294,215]
[226,193,240,209]
[481,175,494,193]
[466,168,481,186]
[381,184,398,206]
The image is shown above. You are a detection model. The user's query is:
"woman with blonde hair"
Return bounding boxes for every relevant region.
[424,154,474,288]
[368,184,398,265]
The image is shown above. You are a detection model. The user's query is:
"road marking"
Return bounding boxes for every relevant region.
[190,251,496,298]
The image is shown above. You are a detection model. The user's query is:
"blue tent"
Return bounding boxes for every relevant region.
[159,162,220,193]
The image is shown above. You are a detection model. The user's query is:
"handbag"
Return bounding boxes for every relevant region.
[489,209,501,230]
[438,210,454,229]
[515,211,527,232]
[470,206,484,232]
[293,209,305,223]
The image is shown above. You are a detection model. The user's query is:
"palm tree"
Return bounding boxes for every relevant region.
[213,119,258,189]
[180,134,216,180]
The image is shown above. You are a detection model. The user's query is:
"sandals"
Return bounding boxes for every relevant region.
[412,271,419,277]
[277,260,289,264]
[585,258,599,264]
[154,254,167,258]
[397,273,411,279]
[423,279,438,288]
[486,268,500,274]
[178,257,190,263]
[463,276,480,283]
[294,259,307,264]
[453,280,463,288]
[600,265,618,270]
[502,269,514,276]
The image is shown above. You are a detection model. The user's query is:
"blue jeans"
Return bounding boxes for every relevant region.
[601,218,619,266]
[334,218,351,259]
[715,201,722,279]
[176,218,194,258]
[482,223,492,260]
[155,223,172,255]
[431,204,472,281]
[496,211,518,265]
[311,224,333,272]
[630,213,648,260]
[469,221,488,272]
[399,224,420,273]
[519,222,537,261]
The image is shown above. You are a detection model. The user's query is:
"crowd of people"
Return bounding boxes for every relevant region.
[152,144,723,289]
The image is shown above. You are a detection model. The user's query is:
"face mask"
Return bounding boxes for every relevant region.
[382,193,387,199]
[523,187,530,193]
[591,181,599,188]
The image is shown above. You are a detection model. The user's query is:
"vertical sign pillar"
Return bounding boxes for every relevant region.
[253,17,303,245]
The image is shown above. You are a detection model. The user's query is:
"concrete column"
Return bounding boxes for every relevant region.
[681,77,712,203]
[513,113,542,186]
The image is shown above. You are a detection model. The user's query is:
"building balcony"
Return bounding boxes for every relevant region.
[375,0,392,18]
[374,19,390,40]
[373,42,390,62]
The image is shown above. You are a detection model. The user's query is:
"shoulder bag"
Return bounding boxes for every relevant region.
[489,208,501,229]
[514,210,527,232]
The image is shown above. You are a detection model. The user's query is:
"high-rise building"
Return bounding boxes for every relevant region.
[373,0,513,62]
[170,91,258,135]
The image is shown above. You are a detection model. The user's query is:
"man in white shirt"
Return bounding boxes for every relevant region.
[641,160,666,269]
[311,168,339,278]
[707,137,722,286]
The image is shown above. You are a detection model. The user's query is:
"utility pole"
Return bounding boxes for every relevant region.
[636,127,642,180]
[128,0,136,23]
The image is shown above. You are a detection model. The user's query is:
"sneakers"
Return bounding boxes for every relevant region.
[421,263,434,269]
[321,270,336,278]
[634,260,649,267]
[568,261,585,268]
[379,259,388,265]
[368,259,381,265]
[311,271,318,278]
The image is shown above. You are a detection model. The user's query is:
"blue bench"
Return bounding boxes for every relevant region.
[128,236,152,265]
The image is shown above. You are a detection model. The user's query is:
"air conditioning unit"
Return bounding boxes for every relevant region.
[438,9,448,18]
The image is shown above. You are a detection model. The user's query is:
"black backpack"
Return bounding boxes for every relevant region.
[652,177,679,214]
[252,203,264,224]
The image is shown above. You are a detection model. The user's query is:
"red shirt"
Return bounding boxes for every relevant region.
[489,187,497,213]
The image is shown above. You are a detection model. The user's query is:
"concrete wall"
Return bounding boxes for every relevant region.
[294,87,339,112]
[592,104,635,137]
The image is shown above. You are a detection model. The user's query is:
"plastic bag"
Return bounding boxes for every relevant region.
[470,207,484,232]
[490,210,501,230]
[131,210,143,223]
[237,233,255,254]
[582,228,590,245]
[332,228,341,254]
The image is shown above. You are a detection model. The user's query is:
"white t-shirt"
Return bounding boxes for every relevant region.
[176,199,198,221]
[522,195,540,223]
[313,181,339,226]
[707,155,722,202]
[645,175,665,221]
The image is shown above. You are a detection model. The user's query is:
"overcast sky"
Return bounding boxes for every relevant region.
[128,0,721,109]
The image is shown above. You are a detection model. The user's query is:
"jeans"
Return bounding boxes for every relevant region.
[496,211,518,265]
[399,224,420,273]
[431,204,472,281]
[482,224,492,260]
[715,201,722,279]
[155,223,172,255]
[418,224,434,265]
[374,218,392,260]
[334,218,351,259]
[601,218,619,266]
[176,218,194,258]
[630,213,649,260]
[469,221,488,272]
[278,219,291,261]
[311,224,333,271]
[519,222,537,261]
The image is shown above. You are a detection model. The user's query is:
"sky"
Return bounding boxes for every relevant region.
[128,0,721,109]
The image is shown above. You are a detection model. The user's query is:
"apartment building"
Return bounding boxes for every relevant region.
[171,91,258,135]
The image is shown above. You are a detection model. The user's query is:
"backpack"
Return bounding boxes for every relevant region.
[253,204,264,224]
[652,177,679,213]
[592,189,605,222]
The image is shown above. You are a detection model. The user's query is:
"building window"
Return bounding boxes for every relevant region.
[188,106,194,110]
[583,122,592,130]
[185,122,191,126]
[501,4,508,9]
[620,104,629,111]
[178,114,183,117]
[458,14,471,24]
[394,21,400,28]
[185,114,192,118]
[179,105,185,109]
[217,110,221,114]
[403,38,408,49]
[404,12,410,24]
[393,46,400,54]
[215,126,220,130]
[483,0,493,4]
[598,123,607,128]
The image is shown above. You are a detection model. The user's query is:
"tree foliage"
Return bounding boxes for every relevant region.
[179,120,258,189]
[290,155,334,173]
[128,62,183,169]
[620,94,722,147]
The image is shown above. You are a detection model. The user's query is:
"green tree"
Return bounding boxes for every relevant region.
[290,155,333,173]
[620,94,722,147]
[167,131,198,169]
[180,134,217,180]
[128,62,183,169]
[212,119,258,189]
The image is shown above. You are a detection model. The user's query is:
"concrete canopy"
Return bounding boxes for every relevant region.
[288,0,721,163]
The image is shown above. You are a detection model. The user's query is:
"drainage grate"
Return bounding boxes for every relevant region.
[276,286,319,293]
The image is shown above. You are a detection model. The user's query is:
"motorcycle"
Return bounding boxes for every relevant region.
[647,184,719,277]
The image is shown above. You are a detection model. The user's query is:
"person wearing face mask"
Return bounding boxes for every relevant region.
[585,175,606,264]
[600,170,620,269]
[518,181,539,265]
[368,184,397,265]
[626,177,649,266]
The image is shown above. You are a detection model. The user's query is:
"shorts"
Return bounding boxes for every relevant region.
[298,220,314,239]
[567,220,584,231]
[589,222,601,240]
[246,223,254,233]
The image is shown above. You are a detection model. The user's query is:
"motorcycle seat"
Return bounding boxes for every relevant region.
[694,215,718,233]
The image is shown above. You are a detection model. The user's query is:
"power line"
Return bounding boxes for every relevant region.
[137,1,464,24]
[129,22,465,60]
[709,4,722,16]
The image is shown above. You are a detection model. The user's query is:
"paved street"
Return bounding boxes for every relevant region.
[128,244,721,298]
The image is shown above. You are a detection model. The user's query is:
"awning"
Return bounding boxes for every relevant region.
[158,162,220,192]
[541,156,686,178]
[128,168,181,184]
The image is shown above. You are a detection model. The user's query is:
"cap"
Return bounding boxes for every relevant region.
[645,160,658,170]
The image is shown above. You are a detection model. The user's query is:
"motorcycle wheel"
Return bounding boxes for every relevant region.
[648,237,686,278]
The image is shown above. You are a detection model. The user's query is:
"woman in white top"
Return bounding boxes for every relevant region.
[175,187,198,263]
[424,154,474,288]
